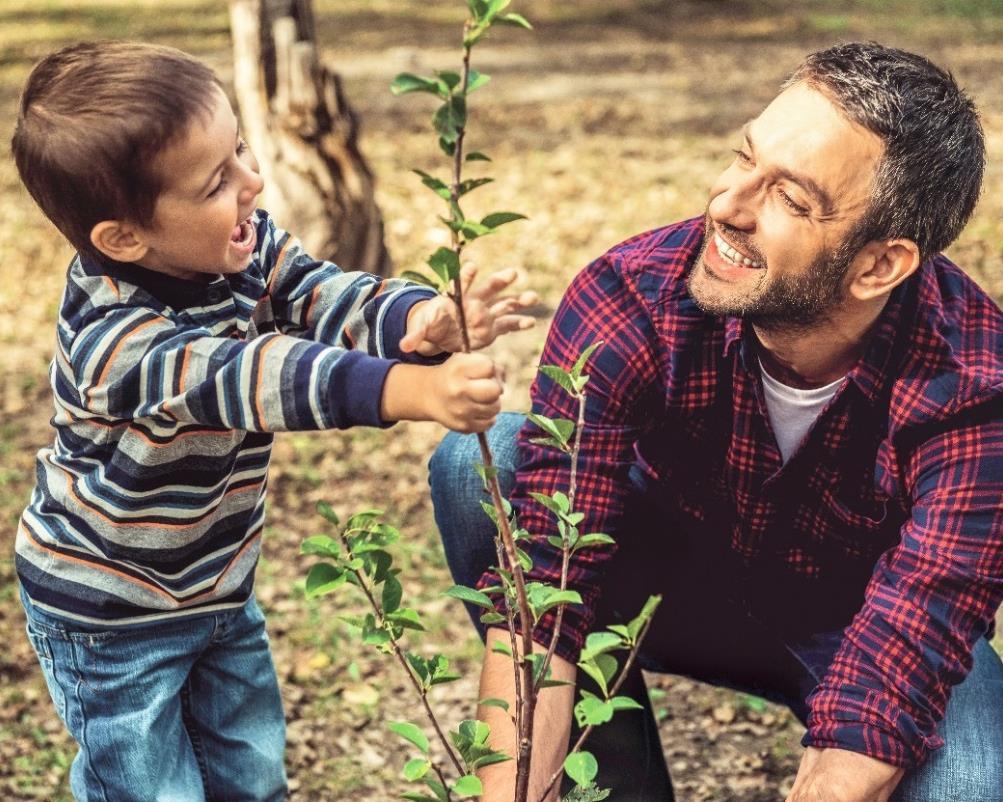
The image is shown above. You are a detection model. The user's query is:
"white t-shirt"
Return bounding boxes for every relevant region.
[759,360,844,464]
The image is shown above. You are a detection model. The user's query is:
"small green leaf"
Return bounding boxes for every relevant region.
[457,177,494,197]
[466,151,492,162]
[466,69,491,93]
[452,775,483,798]
[388,721,429,754]
[627,594,662,641]
[382,575,403,615]
[580,631,623,661]
[401,794,439,802]
[610,695,644,712]
[387,608,425,631]
[427,247,461,284]
[481,211,527,229]
[570,340,603,381]
[391,73,445,97]
[479,697,510,712]
[437,70,462,90]
[413,169,452,200]
[491,641,512,656]
[300,534,339,557]
[496,12,532,29]
[575,696,614,727]
[458,719,490,745]
[577,533,616,550]
[564,751,599,788]
[403,758,431,781]
[305,563,346,597]
[444,584,495,610]
[472,751,512,769]
[316,501,340,526]
[433,95,467,144]
[479,611,506,625]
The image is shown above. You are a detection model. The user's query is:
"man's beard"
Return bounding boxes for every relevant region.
[687,217,857,334]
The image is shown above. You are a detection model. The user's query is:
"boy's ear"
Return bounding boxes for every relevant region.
[90,220,149,263]
[847,238,921,302]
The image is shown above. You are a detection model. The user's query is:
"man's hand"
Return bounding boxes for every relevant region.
[786,747,904,802]
[400,266,538,356]
[380,354,502,433]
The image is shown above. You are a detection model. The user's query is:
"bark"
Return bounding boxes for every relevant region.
[229,0,391,275]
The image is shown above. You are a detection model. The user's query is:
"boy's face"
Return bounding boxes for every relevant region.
[134,86,264,281]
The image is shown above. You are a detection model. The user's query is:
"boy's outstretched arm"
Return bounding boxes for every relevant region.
[380,353,502,433]
[399,265,538,356]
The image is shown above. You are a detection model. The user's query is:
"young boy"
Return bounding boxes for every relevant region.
[11,41,534,801]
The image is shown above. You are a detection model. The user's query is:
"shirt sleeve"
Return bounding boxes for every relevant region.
[805,407,1003,767]
[67,303,394,431]
[259,215,438,363]
[476,252,662,663]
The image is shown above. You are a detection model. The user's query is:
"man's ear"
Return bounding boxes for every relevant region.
[848,238,921,301]
[89,220,149,263]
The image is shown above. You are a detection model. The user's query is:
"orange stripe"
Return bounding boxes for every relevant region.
[303,282,322,328]
[86,317,161,404]
[59,462,260,530]
[102,276,119,299]
[267,236,294,295]
[253,336,281,428]
[21,519,262,606]
[178,341,193,393]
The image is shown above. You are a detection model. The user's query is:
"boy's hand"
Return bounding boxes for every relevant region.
[380,354,502,433]
[400,266,538,355]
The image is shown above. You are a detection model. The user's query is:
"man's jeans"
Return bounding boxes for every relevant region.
[21,590,287,802]
[429,412,1003,802]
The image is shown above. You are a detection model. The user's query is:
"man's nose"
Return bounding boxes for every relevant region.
[708,168,758,231]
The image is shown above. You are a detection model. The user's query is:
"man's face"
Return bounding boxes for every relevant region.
[687,82,884,330]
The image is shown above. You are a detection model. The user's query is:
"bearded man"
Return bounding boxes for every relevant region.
[430,42,1003,802]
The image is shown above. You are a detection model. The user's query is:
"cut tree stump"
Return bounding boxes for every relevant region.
[229,0,391,275]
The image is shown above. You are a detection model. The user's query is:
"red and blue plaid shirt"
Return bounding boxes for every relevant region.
[485,216,1003,767]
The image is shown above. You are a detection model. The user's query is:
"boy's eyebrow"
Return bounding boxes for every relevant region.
[741,122,835,215]
[196,125,242,196]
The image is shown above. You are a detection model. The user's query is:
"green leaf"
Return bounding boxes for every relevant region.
[403,758,431,781]
[399,269,439,289]
[457,177,494,197]
[627,594,662,641]
[433,95,466,144]
[387,608,425,631]
[438,136,456,157]
[526,413,575,447]
[316,500,340,526]
[479,697,510,712]
[459,220,493,241]
[413,169,452,200]
[459,719,490,745]
[466,0,489,21]
[474,462,498,487]
[472,751,512,769]
[466,151,492,162]
[577,533,616,550]
[564,751,599,788]
[580,631,623,661]
[423,777,450,802]
[388,721,429,754]
[426,247,461,284]
[401,794,439,802]
[305,563,346,597]
[577,653,617,697]
[491,641,512,656]
[574,695,614,727]
[437,70,462,90]
[452,775,483,798]
[610,695,644,712]
[562,783,611,802]
[515,546,533,571]
[481,211,527,229]
[570,341,603,382]
[485,0,512,20]
[444,584,495,610]
[382,575,403,615]
[496,12,533,29]
[479,611,506,625]
[300,534,339,558]
[391,73,445,97]
[466,69,491,93]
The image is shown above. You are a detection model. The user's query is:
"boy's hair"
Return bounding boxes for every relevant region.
[12,41,222,261]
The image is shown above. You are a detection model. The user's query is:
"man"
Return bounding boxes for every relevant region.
[429,42,1003,801]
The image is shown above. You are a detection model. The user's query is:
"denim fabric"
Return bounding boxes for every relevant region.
[429,413,1003,802]
[21,591,287,802]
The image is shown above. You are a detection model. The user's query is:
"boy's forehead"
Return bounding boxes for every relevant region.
[154,89,237,196]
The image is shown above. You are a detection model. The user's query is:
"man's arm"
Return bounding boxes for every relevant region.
[787,747,903,802]
[477,628,577,802]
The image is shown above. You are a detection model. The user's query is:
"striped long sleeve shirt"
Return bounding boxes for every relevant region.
[16,211,437,626]
[480,217,1003,767]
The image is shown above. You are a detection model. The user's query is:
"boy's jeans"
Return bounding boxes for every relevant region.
[429,412,1003,802]
[21,590,287,802]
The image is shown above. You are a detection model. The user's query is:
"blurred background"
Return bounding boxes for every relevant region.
[1,1,1001,799]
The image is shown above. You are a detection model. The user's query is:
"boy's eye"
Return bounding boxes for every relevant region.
[207,177,226,197]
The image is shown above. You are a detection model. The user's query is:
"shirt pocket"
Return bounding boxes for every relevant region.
[820,488,896,558]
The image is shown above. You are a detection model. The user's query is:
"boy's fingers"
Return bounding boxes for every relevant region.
[465,379,503,404]
[398,323,427,352]
[493,315,536,335]
[468,268,520,301]
[460,264,478,295]
[456,353,496,378]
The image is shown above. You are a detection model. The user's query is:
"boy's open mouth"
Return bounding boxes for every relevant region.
[230,215,255,248]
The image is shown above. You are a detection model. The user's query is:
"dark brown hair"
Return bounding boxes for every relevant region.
[11,41,222,260]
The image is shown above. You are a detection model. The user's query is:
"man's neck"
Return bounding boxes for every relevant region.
[753,298,887,390]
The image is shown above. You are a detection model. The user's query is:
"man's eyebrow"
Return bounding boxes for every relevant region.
[741,123,836,215]
[196,125,241,196]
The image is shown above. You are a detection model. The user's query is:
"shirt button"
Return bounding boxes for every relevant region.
[207,290,222,304]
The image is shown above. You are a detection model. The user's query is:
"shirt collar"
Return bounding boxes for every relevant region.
[79,252,224,310]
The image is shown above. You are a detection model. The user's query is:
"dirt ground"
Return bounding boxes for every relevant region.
[1,1,1002,800]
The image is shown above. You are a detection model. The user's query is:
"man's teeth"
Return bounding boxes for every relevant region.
[714,233,762,268]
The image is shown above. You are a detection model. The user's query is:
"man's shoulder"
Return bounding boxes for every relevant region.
[892,254,1003,423]
[587,216,704,305]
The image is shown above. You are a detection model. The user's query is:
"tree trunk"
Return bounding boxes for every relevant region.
[229,0,391,275]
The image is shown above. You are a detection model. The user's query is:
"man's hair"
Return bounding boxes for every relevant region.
[11,41,222,261]
[784,41,984,260]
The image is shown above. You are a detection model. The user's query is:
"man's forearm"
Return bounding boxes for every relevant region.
[477,628,577,802]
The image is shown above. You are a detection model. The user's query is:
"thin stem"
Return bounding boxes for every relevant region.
[340,533,465,777]
[433,764,455,802]
[537,615,657,802]
[492,537,525,742]
[535,391,587,693]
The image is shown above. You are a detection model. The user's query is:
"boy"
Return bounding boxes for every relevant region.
[11,41,534,801]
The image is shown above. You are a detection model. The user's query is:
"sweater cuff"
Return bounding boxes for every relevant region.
[325,350,397,429]
[379,287,448,364]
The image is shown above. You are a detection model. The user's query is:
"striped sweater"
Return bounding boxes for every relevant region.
[16,211,436,626]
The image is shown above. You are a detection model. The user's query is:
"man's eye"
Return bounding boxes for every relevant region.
[779,190,809,216]
[731,148,752,164]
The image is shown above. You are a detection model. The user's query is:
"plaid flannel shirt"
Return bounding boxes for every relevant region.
[479,216,1003,767]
